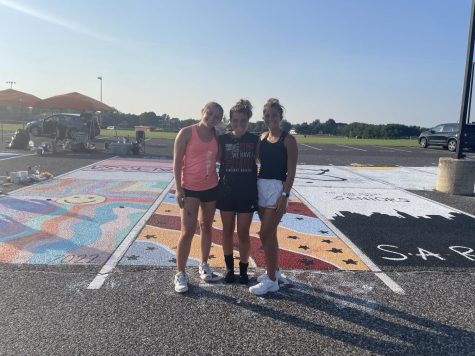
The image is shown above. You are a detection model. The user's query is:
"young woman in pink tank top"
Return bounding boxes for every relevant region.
[172,102,223,293]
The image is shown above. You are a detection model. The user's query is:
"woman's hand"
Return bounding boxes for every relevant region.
[275,196,288,216]
[176,188,185,209]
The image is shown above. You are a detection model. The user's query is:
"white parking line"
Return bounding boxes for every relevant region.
[300,143,322,151]
[376,146,412,153]
[292,189,405,295]
[87,178,175,290]
[0,153,37,161]
[337,145,367,152]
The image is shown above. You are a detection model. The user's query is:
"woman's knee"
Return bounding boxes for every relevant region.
[179,229,195,242]
[237,227,250,240]
[199,220,213,232]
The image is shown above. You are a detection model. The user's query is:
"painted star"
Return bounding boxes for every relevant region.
[319,230,330,234]
[287,235,299,240]
[165,209,171,212]
[343,259,357,265]
[322,239,332,244]
[299,258,314,266]
[168,258,177,263]
[145,234,156,239]
[145,246,156,251]
[299,245,310,251]
[296,217,304,220]
[127,255,139,260]
[208,255,215,259]
[329,248,343,254]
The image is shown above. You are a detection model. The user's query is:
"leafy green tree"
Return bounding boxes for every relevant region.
[323,118,337,135]
[280,119,292,132]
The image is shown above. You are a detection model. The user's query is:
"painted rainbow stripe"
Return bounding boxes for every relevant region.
[121,187,368,271]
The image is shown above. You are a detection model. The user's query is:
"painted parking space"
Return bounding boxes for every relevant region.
[120,186,369,271]
[0,152,21,160]
[294,165,475,269]
[0,157,173,265]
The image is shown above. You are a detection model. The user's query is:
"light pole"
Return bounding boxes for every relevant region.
[456,0,475,158]
[97,76,102,102]
[6,81,16,89]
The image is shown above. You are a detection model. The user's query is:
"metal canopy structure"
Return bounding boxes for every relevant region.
[0,89,41,108]
[35,92,114,112]
[456,0,475,158]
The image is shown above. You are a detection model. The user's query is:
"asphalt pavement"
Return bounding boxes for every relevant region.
[0,137,474,355]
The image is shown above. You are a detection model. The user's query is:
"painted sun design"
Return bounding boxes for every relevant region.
[56,194,106,205]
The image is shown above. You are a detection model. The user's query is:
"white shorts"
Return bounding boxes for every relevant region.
[257,178,284,208]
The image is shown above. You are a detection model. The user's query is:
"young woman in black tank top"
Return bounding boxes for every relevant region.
[249,98,298,296]
[217,99,258,284]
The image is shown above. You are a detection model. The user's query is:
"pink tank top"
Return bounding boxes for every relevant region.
[182,125,219,191]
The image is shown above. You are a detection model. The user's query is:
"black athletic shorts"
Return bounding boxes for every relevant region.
[216,199,258,213]
[183,186,219,202]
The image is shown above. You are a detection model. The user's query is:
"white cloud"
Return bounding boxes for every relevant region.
[0,0,116,42]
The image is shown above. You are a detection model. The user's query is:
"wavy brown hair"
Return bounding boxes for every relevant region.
[230,99,253,120]
[263,98,284,119]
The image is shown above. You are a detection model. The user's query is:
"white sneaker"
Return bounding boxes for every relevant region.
[257,269,282,283]
[249,276,279,295]
[199,262,213,281]
[174,272,188,293]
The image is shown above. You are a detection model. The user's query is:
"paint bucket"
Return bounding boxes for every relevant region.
[9,172,21,184]
[18,171,28,182]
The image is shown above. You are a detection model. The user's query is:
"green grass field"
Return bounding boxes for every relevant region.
[99,129,419,147]
[1,123,419,147]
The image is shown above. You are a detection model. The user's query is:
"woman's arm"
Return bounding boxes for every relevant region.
[255,136,261,164]
[275,134,298,216]
[173,127,191,208]
[283,134,298,194]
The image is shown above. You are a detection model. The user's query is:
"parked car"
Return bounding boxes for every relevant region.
[25,113,100,139]
[418,123,475,152]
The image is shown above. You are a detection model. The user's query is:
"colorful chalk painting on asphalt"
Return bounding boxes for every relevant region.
[0,158,173,265]
[293,165,475,269]
[120,186,369,271]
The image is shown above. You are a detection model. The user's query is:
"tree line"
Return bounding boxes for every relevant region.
[1,106,427,139]
[292,119,427,139]
[101,112,426,139]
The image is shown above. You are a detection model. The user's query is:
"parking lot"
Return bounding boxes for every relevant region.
[1,137,475,355]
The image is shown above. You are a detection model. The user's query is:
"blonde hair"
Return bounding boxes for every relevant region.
[203,101,224,117]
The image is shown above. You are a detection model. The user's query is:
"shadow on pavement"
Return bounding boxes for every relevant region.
[185,284,475,354]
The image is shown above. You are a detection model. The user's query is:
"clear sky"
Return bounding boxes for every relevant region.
[0,0,472,127]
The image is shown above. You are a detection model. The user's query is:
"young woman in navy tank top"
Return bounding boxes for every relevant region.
[173,102,224,293]
[249,98,298,296]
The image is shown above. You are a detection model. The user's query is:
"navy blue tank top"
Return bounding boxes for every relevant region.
[218,132,258,200]
[258,131,288,181]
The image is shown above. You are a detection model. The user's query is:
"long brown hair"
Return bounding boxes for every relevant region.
[263,98,284,119]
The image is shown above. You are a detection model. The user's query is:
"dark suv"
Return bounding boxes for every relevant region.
[418,123,475,152]
[25,113,100,139]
